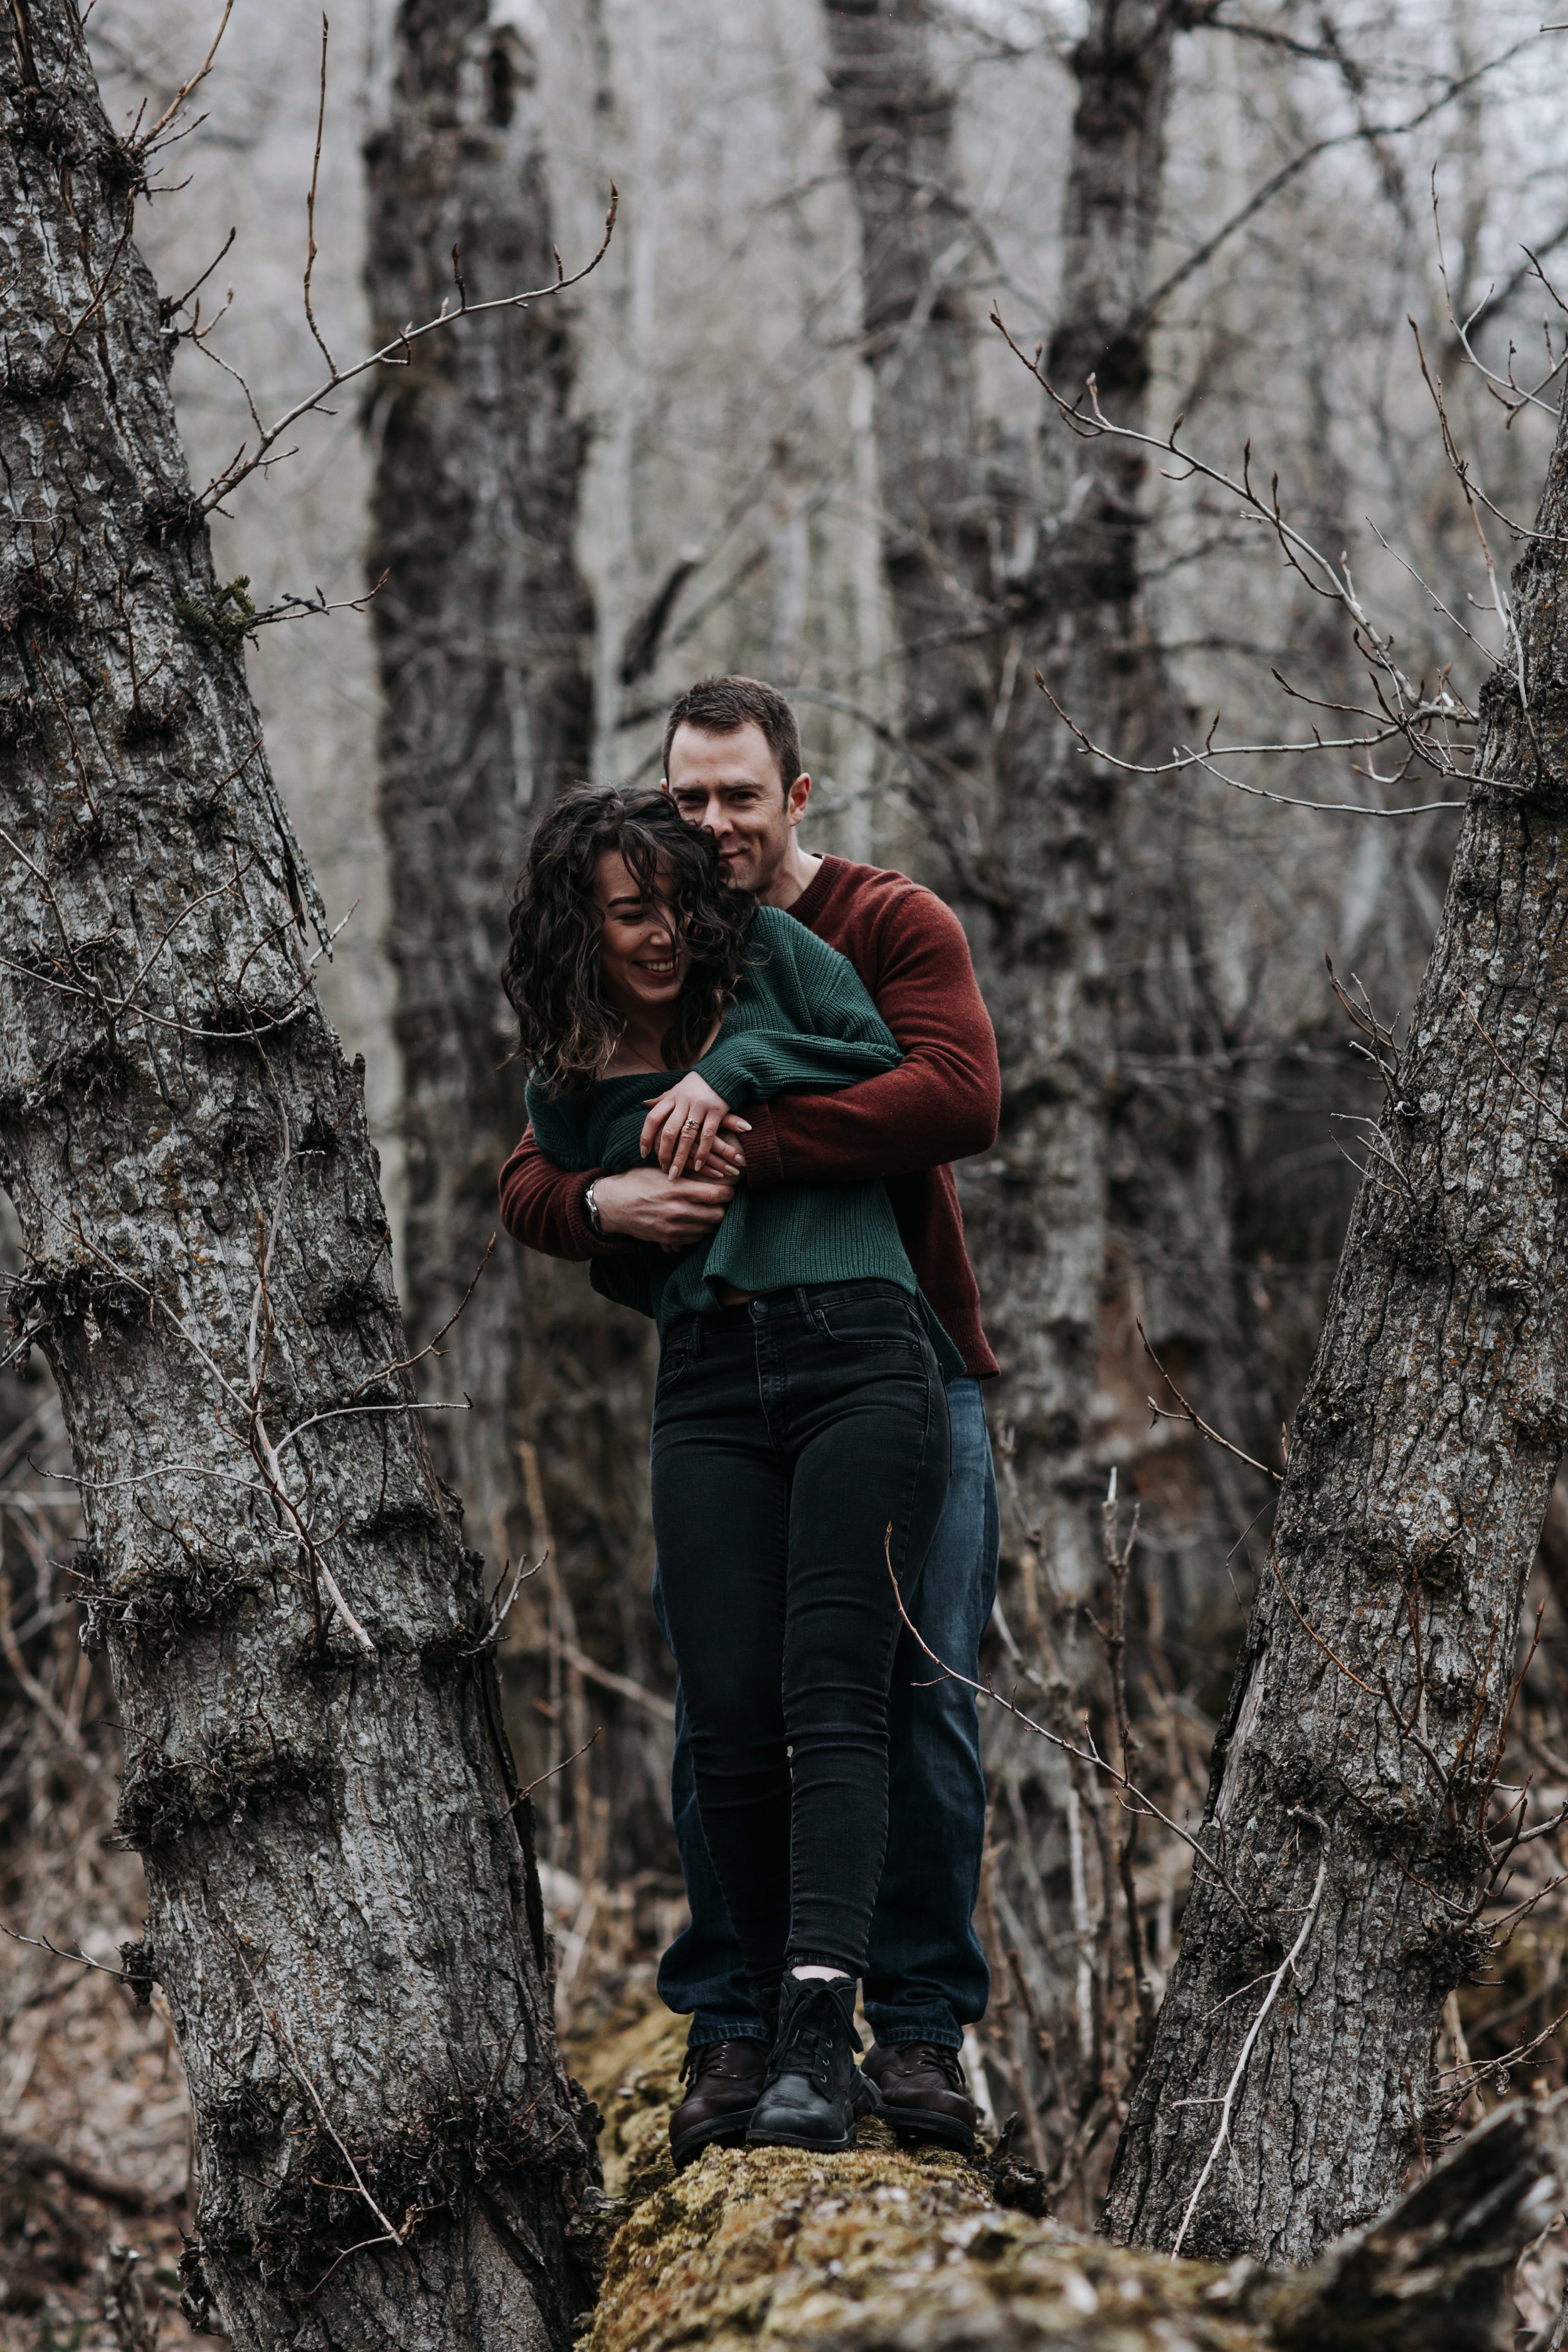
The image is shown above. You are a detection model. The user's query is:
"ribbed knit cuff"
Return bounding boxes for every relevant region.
[739,1104,785,1194]
[691,1044,755,1108]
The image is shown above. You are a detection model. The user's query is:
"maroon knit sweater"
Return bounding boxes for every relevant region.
[497,854,1001,1377]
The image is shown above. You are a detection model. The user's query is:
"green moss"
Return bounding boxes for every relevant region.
[571,2002,1273,2352]
[176,574,257,655]
[585,2134,1266,2352]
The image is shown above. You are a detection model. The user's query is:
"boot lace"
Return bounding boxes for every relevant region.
[680,2040,756,2087]
[769,1988,859,2091]
[900,2042,965,2092]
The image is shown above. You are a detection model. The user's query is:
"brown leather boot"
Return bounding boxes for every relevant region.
[863,2041,977,2153]
[669,2038,768,2168]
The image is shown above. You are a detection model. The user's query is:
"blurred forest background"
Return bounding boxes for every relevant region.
[8,0,1568,2339]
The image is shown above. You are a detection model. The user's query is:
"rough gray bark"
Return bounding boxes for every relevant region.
[0,8,598,2345]
[1104,394,1568,2261]
[363,0,586,1544]
[363,4,668,1868]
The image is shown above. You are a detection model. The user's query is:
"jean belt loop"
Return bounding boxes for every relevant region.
[692,1314,705,1363]
[795,1283,812,1329]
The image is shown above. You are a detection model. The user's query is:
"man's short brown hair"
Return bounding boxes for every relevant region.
[661,675,802,798]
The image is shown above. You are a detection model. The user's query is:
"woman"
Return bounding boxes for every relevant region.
[503,785,953,2153]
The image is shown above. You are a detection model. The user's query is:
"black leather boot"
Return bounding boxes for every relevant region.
[745,1974,882,2153]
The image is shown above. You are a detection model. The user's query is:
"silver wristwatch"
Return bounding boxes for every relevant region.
[584,1180,605,1237]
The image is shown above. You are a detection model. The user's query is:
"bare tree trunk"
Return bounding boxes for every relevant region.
[825,0,1257,2166]
[820,0,994,800]
[364,5,665,1875]
[1104,394,1568,2263]
[972,0,1187,1653]
[0,9,598,2346]
[363,0,590,1551]
[829,0,1249,1631]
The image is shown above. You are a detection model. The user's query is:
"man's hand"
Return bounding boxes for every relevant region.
[593,1166,737,1248]
[640,1074,750,1179]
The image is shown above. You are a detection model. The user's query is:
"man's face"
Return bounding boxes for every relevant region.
[665,721,808,894]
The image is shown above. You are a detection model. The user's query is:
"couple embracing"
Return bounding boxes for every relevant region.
[499,675,1000,2162]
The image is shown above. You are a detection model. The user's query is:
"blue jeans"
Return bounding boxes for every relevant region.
[652,1374,999,2052]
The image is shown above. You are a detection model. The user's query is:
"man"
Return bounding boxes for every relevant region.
[499,674,1001,2161]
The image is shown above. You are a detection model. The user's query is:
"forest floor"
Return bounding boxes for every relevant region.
[1,1843,201,2351]
[0,1838,665,2350]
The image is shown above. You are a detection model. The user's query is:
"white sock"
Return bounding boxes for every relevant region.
[791,1964,850,1983]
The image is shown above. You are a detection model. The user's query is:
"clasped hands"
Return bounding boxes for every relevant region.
[590,1073,750,1248]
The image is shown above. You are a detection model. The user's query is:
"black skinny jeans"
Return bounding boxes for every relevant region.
[650,1281,951,2018]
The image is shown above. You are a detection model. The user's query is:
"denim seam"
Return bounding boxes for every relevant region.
[864,2021,964,2053]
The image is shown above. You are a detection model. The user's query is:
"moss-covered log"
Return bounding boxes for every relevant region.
[570,2008,1566,2352]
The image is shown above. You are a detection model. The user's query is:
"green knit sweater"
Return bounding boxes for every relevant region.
[526,906,963,1374]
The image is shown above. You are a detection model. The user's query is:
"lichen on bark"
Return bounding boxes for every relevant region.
[0,6,598,2344]
[1105,392,1568,2264]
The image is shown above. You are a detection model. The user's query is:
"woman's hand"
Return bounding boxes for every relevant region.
[640,1074,750,1179]
[708,1114,749,1179]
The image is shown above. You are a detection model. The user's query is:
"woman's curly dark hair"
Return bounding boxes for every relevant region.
[501,785,755,1091]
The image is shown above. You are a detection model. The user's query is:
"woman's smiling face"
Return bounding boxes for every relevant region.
[591,850,691,1025]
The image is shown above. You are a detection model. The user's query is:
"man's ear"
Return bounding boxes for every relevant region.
[787,772,811,828]
[660,777,670,794]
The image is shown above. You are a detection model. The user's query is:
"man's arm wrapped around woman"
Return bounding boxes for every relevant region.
[528,909,906,1182]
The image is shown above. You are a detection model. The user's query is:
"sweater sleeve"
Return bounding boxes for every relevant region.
[741,884,1000,1192]
[498,1126,623,1264]
[691,916,904,1108]
[523,1078,598,1173]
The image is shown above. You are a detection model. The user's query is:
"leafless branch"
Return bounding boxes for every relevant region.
[1032,672,1466,815]
[884,1530,1264,1936]
[135,0,235,156]
[302,14,334,374]
[192,187,618,515]
[1133,36,1543,330]
[516,1725,602,1807]
[1139,1322,1282,1484]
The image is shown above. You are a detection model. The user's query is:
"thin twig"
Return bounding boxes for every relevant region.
[516,1726,601,1807]
[193,189,618,514]
[1270,1540,1379,1698]
[0,1919,127,1978]
[302,15,334,374]
[1139,1323,1281,1484]
[137,0,235,152]
[883,1532,1263,1934]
